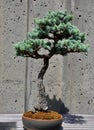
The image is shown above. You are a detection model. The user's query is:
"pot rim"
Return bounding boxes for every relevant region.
[22,114,63,122]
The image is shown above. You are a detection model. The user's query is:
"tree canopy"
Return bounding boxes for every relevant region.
[14,11,89,59]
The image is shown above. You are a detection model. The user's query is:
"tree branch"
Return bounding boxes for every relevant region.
[24,49,50,59]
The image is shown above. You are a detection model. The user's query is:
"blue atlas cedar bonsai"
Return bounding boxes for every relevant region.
[14,11,89,112]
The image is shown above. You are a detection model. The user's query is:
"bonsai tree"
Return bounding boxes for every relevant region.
[14,11,89,112]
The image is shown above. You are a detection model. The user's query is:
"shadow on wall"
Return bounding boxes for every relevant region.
[46,95,69,114]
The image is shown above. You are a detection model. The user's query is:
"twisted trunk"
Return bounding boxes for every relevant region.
[34,58,49,112]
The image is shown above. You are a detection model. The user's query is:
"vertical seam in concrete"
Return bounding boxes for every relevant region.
[70,0,76,112]
[24,0,30,112]
[71,0,75,14]
[64,0,74,113]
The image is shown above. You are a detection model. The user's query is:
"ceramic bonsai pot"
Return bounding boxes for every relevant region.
[22,111,63,130]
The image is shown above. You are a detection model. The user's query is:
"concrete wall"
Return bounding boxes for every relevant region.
[0,0,27,113]
[0,0,94,114]
[63,0,94,114]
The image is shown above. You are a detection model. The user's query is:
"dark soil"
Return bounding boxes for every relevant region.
[23,111,62,120]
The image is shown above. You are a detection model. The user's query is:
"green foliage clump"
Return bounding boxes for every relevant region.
[14,11,89,58]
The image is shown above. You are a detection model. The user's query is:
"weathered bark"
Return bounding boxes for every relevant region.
[34,58,49,112]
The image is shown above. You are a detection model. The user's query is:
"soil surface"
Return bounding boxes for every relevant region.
[23,111,62,120]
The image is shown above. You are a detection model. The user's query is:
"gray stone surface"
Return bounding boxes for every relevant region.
[0,114,94,130]
[0,0,94,114]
